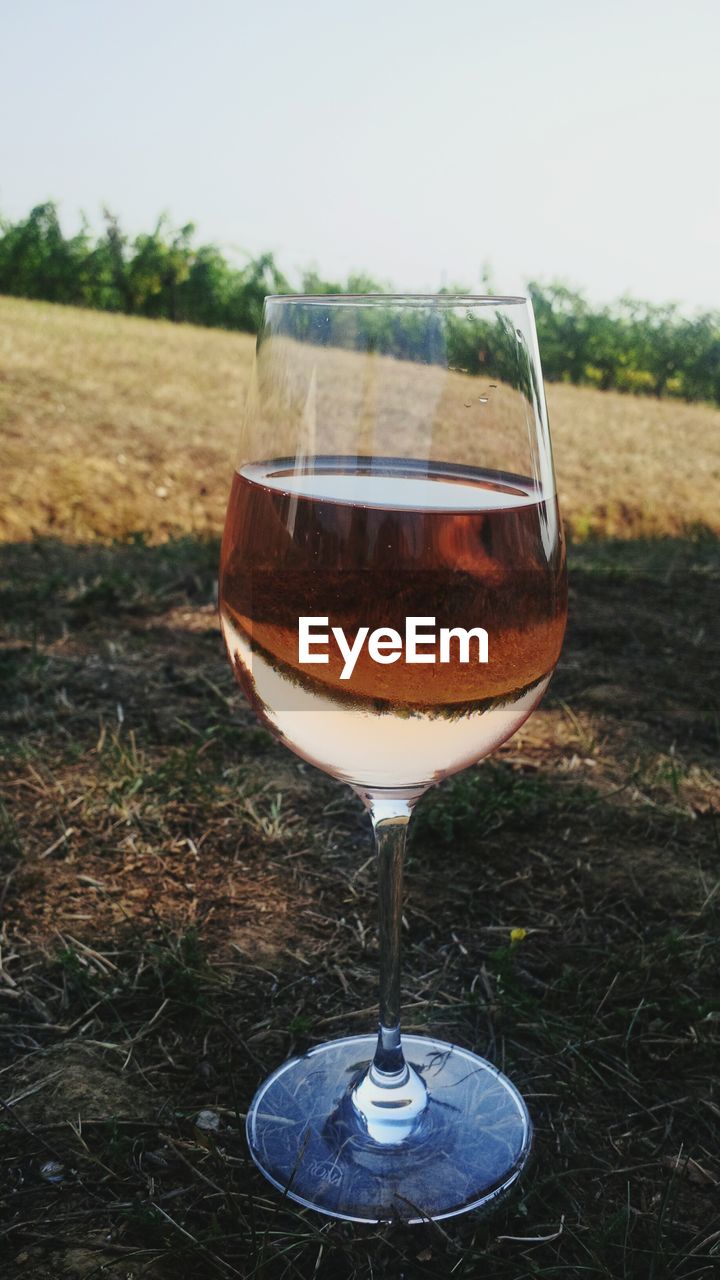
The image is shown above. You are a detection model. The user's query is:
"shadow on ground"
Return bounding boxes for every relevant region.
[0,533,718,1278]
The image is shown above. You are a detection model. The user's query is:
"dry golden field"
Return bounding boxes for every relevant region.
[1,294,719,543]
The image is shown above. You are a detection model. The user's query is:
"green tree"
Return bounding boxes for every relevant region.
[0,202,90,304]
[528,282,591,385]
[2,202,720,404]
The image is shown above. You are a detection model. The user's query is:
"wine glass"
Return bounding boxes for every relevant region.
[219,295,567,1222]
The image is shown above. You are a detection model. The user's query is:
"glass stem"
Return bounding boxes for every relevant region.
[367,794,415,1075]
[350,792,429,1139]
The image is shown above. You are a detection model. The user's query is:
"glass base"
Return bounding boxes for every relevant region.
[246,1033,532,1223]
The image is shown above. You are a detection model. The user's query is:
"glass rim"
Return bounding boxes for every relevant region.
[265,293,529,308]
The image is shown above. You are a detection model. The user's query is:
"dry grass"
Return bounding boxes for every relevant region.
[0,298,719,1278]
[0,297,250,542]
[1,295,719,542]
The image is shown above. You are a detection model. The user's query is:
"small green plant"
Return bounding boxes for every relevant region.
[287,1013,314,1035]
[147,927,211,1007]
[415,762,585,844]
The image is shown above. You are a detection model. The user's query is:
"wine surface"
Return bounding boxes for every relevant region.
[219,457,566,790]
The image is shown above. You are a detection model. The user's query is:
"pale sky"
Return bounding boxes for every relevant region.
[1,0,719,308]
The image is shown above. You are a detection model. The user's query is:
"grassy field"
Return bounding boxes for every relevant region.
[2,295,720,543]
[0,297,719,1278]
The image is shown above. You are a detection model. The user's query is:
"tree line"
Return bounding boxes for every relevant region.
[2,202,719,404]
